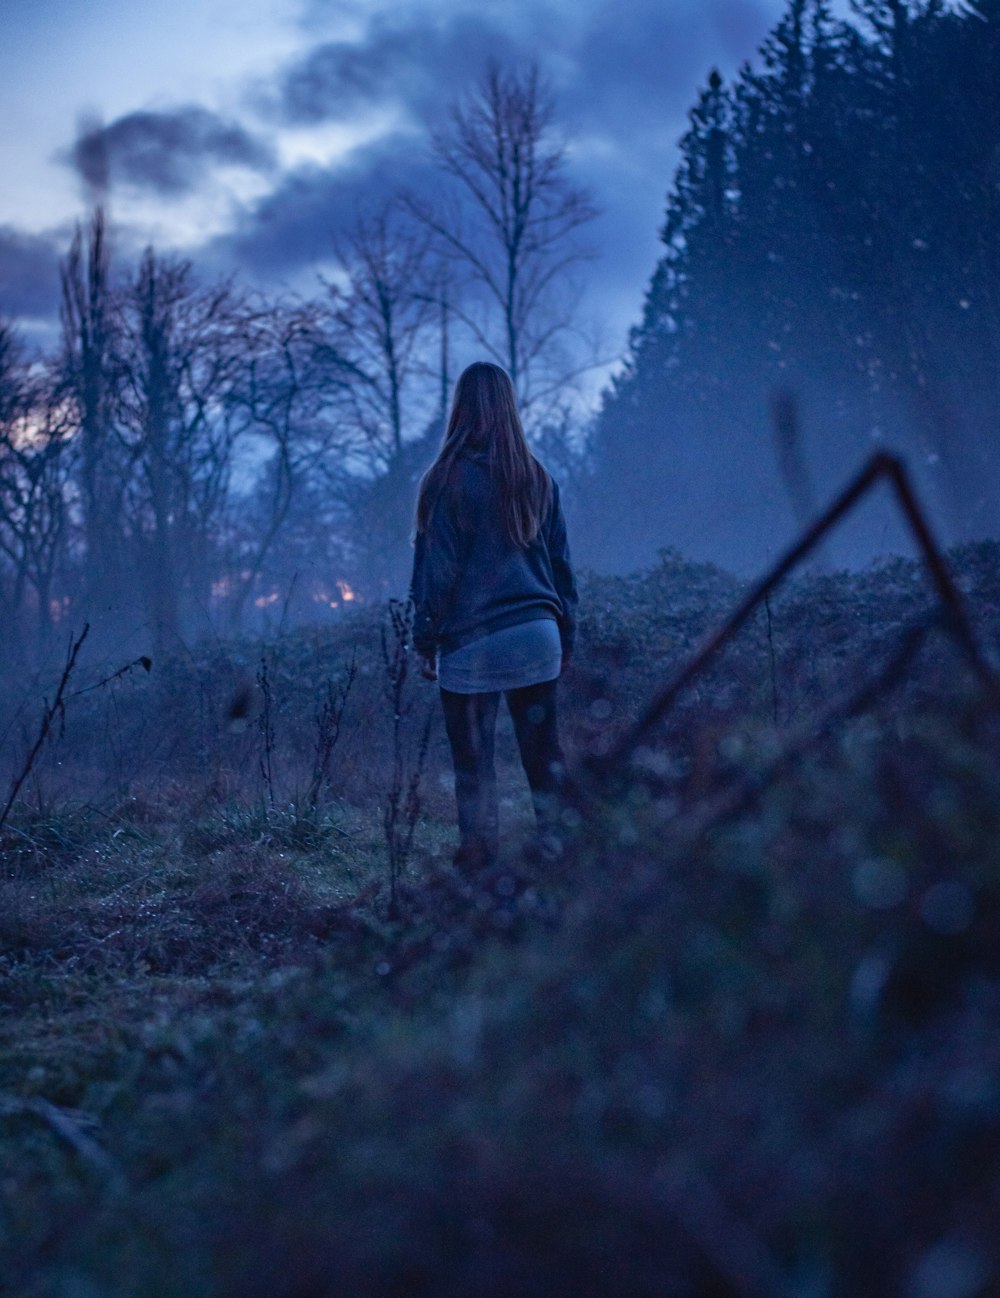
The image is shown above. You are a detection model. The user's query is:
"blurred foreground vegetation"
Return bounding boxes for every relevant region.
[2,545,1000,1297]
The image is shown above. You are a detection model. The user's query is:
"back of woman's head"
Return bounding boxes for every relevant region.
[416,362,551,547]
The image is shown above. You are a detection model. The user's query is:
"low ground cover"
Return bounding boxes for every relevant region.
[2,545,999,1296]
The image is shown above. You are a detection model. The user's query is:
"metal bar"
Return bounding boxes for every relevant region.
[683,616,939,835]
[602,451,991,769]
[603,455,888,764]
[882,456,991,680]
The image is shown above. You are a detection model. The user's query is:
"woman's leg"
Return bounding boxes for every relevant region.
[440,687,501,870]
[505,678,566,853]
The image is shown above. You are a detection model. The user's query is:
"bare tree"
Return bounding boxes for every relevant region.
[322,207,439,471]
[222,297,359,629]
[117,249,251,645]
[59,209,127,626]
[0,323,74,662]
[405,61,598,421]
[319,206,442,594]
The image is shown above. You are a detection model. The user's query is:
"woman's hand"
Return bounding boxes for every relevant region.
[418,652,439,682]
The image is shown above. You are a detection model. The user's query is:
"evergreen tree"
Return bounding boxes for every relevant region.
[584,0,1000,572]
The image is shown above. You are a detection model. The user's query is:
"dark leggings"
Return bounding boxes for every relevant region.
[440,678,565,869]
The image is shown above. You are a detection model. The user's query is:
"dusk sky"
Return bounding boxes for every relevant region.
[1,0,790,360]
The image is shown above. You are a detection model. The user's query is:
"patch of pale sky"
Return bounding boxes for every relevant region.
[107,168,278,254]
[274,109,407,170]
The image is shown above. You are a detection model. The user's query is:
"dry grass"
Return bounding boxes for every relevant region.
[1,549,999,1296]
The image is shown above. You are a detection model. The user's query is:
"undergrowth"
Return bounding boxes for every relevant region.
[1,546,999,1297]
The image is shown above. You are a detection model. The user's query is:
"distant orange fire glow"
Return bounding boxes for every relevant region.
[210,571,256,602]
[209,576,360,613]
[312,579,359,609]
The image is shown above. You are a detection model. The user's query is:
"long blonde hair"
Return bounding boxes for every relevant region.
[415,362,551,547]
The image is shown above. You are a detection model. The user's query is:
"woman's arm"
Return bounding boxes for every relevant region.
[546,479,578,659]
[409,498,462,660]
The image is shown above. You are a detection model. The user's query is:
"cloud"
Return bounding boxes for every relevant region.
[0,226,62,321]
[275,0,777,135]
[562,0,777,137]
[210,130,441,277]
[273,11,527,125]
[68,106,276,198]
[43,0,785,351]
[278,34,406,122]
[210,0,783,341]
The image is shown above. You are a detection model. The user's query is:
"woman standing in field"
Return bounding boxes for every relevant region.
[410,361,578,872]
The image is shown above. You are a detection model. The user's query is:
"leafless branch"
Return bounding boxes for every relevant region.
[0,624,90,832]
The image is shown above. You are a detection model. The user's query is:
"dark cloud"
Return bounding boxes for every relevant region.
[563,0,777,137]
[275,13,525,124]
[276,0,778,137]
[209,131,441,277]
[279,34,405,121]
[0,226,62,321]
[569,1,718,128]
[68,106,276,197]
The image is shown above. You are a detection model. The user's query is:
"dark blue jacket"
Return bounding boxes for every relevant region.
[410,453,578,658]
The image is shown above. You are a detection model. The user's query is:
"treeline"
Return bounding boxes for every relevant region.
[584,0,1000,572]
[5,2,998,668]
[0,65,595,669]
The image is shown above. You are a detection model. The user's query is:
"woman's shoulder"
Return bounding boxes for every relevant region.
[531,457,558,506]
[529,451,556,481]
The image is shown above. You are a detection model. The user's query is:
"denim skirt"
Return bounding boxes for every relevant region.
[438,617,562,694]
